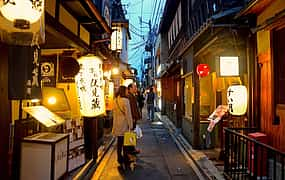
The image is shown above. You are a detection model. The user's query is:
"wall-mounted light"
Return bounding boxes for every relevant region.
[47,96,57,105]
[219,56,239,76]
[227,85,247,115]
[112,67,119,75]
[75,55,105,117]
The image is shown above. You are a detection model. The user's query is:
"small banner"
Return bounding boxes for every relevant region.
[8,45,41,99]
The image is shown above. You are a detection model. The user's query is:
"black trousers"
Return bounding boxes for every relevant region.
[117,136,135,164]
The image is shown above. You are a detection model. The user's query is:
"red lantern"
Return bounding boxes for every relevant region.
[196,64,210,77]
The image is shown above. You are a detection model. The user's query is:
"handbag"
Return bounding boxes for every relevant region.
[123,131,137,146]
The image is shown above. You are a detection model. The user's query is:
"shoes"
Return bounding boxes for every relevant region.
[132,149,140,155]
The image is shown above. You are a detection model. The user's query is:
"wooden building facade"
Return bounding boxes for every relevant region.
[238,0,285,152]
[0,0,113,179]
[159,0,257,149]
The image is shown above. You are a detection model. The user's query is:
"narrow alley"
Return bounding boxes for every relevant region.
[90,108,204,180]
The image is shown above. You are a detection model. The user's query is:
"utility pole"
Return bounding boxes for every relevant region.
[148,20,155,86]
[140,0,144,88]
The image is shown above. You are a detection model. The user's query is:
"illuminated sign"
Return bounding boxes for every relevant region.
[75,55,106,117]
[219,56,239,76]
[105,81,114,110]
[227,85,247,115]
[111,26,122,51]
[23,106,65,127]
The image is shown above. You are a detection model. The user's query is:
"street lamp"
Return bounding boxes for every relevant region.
[0,0,44,29]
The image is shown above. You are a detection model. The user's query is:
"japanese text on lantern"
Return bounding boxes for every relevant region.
[227,85,247,116]
[75,56,105,117]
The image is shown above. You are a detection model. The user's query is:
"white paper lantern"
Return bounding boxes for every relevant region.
[0,0,44,28]
[111,26,122,51]
[227,85,247,115]
[75,55,106,117]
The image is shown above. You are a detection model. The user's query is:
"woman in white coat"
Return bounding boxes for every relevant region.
[112,86,133,167]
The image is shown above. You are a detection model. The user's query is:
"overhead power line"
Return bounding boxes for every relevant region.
[129,29,145,39]
[130,41,146,50]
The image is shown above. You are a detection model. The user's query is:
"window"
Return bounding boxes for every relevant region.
[184,76,193,119]
[273,27,285,105]
[178,3,182,29]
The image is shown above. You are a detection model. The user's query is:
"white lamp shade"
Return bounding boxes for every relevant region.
[111,26,122,51]
[0,0,44,24]
[227,85,247,115]
[75,55,106,117]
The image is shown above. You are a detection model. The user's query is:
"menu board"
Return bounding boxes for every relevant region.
[23,106,65,127]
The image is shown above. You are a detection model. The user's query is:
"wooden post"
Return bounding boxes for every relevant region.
[0,43,11,179]
[192,65,200,149]
[83,117,98,161]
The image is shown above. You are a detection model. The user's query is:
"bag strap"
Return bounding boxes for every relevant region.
[116,97,125,115]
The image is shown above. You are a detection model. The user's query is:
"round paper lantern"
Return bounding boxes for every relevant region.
[196,64,210,77]
[0,0,44,29]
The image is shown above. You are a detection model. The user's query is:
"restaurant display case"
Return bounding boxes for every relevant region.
[41,87,86,171]
[20,132,69,180]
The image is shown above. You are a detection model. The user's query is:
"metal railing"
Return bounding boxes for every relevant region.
[224,128,285,180]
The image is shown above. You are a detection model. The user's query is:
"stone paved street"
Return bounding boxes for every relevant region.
[91,108,204,180]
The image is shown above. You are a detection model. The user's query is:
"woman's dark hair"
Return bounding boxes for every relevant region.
[115,86,127,98]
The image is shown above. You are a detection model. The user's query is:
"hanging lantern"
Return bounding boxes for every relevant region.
[227,85,247,115]
[111,26,122,51]
[75,55,106,117]
[0,0,44,29]
[196,64,210,77]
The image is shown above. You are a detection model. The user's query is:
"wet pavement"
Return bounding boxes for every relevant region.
[91,108,203,180]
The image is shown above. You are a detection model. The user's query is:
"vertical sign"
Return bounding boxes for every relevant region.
[8,45,41,99]
[75,55,105,117]
[105,81,114,111]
